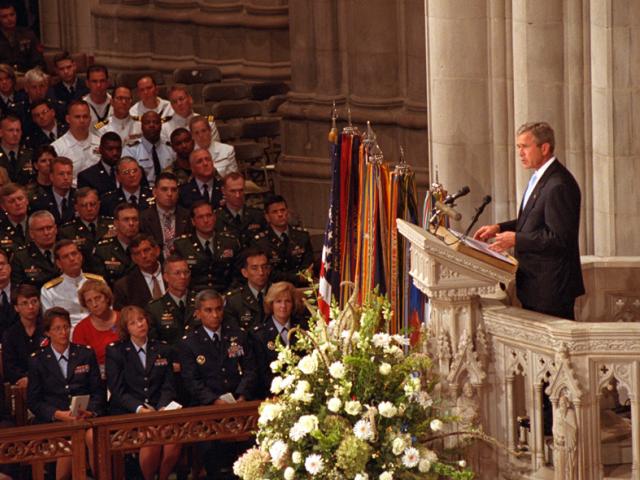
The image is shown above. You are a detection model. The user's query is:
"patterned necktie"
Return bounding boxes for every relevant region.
[152,144,162,177]
[151,274,163,299]
[202,183,210,203]
[163,213,175,254]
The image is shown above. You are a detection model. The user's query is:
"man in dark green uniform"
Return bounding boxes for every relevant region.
[0,115,33,185]
[90,202,139,285]
[0,2,45,73]
[146,254,199,346]
[0,182,28,254]
[215,172,265,248]
[224,248,271,330]
[58,187,115,271]
[252,195,314,287]
[11,210,59,288]
[172,200,241,293]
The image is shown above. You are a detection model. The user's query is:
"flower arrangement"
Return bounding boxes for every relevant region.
[234,291,473,479]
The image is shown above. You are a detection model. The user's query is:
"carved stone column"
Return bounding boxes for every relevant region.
[533,382,545,470]
[505,375,516,454]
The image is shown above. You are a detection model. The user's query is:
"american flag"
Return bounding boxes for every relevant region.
[318,135,342,320]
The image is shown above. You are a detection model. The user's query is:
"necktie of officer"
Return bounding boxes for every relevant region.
[138,347,146,368]
[109,166,116,183]
[1,290,7,308]
[44,250,52,264]
[162,213,175,254]
[14,222,24,240]
[212,332,221,353]
[281,232,289,247]
[204,240,213,258]
[202,183,210,204]
[129,195,137,206]
[49,131,55,142]
[69,85,75,96]
[151,274,163,299]
[280,326,289,346]
[151,144,162,178]
[59,354,68,377]
[88,222,97,239]
[234,214,242,226]
[9,151,16,164]
[61,197,68,217]
[257,291,264,313]
[178,300,186,317]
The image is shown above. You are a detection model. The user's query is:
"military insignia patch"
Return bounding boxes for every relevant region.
[196,355,206,365]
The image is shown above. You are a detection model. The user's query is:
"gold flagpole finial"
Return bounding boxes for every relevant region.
[328,100,338,144]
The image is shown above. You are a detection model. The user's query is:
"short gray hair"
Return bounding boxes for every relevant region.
[28,210,55,229]
[195,289,223,310]
[24,68,49,86]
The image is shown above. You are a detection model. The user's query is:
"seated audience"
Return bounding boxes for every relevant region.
[29,156,76,225]
[2,284,44,386]
[0,2,45,73]
[27,306,105,479]
[23,98,68,149]
[0,182,29,253]
[0,114,32,185]
[77,131,122,196]
[166,127,194,186]
[178,148,223,211]
[0,249,17,333]
[106,305,181,480]
[100,157,154,216]
[29,144,56,195]
[162,85,219,142]
[95,85,142,143]
[130,75,174,121]
[82,64,111,130]
[73,279,119,368]
[50,51,89,106]
[0,63,20,116]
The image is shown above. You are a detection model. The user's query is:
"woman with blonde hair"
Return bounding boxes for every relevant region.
[73,279,119,368]
[106,305,181,480]
[250,281,307,398]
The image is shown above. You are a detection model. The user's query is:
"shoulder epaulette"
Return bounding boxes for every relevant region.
[254,231,267,240]
[131,115,140,121]
[15,244,27,252]
[95,119,109,129]
[84,272,105,282]
[43,276,63,289]
[219,230,237,239]
[226,287,241,296]
[60,219,76,228]
[126,139,141,147]
[291,225,306,232]
[175,233,190,241]
[162,115,172,123]
[97,237,114,246]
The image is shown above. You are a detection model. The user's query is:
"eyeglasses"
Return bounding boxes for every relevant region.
[119,168,139,176]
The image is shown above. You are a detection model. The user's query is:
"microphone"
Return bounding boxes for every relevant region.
[444,186,471,205]
[435,201,462,221]
[463,195,492,237]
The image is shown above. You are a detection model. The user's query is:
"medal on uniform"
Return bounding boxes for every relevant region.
[267,341,275,351]
[196,355,206,365]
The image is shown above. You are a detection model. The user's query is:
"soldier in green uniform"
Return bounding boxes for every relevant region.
[0,115,33,185]
[58,187,115,271]
[0,182,28,254]
[146,255,199,347]
[224,248,271,330]
[90,202,139,286]
[172,200,242,293]
[252,195,314,287]
[215,172,265,248]
[11,210,59,288]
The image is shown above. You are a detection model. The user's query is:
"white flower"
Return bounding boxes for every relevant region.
[327,397,342,412]
[291,381,313,403]
[297,414,319,433]
[329,361,346,379]
[353,419,374,441]
[345,400,362,416]
[270,360,282,372]
[458,460,467,468]
[415,391,433,409]
[378,401,398,418]
[354,474,369,480]
[392,437,406,455]
[270,376,284,394]
[379,472,393,480]
[268,440,288,467]
[298,354,318,374]
[372,333,391,348]
[289,423,306,441]
[404,377,421,395]
[430,419,444,432]
[305,454,324,475]
[281,375,296,390]
[292,451,302,464]
[284,466,295,480]
[379,363,391,375]
[258,403,284,425]
[384,345,404,359]
[402,447,420,468]
[423,448,438,463]
[392,334,410,346]
[418,459,432,472]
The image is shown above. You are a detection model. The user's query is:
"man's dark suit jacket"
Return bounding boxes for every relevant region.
[499,159,585,317]
[77,161,117,196]
[50,80,89,107]
[24,122,68,150]
[112,266,154,310]
[139,206,192,251]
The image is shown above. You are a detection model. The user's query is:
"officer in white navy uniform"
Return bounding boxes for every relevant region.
[162,85,219,142]
[95,85,142,143]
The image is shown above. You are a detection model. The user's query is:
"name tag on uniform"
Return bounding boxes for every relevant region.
[154,358,168,367]
[74,364,90,374]
[222,249,234,258]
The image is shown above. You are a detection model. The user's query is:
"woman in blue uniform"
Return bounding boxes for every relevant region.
[105,305,181,480]
[27,306,105,480]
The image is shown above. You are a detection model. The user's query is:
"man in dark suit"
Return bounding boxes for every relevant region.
[474,121,584,320]
[77,132,122,196]
[50,51,89,107]
[113,234,164,310]
[29,156,75,224]
[23,99,68,150]
[140,172,191,258]
[178,148,223,211]
[100,157,154,217]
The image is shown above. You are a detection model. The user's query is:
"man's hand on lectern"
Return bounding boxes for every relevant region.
[488,231,515,252]
[473,224,500,241]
